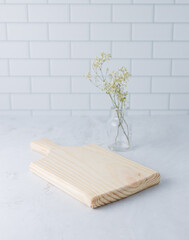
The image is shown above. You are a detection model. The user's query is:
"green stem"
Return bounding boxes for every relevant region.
[117,110,130,148]
[115,120,120,144]
[90,64,130,148]
[119,114,130,147]
[109,94,130,148]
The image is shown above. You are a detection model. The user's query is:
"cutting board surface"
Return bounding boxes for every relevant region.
[30,139,160,208]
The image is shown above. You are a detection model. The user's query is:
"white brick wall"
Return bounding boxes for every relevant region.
[154,42,189,58]
[0,95,10,109]
[31,77,70,93]
[0,60,9,76]
[155,5,189,22]
[51,60,89,75]
[112,42,152,58]
[132,24,172,40]
[11,94,50,110]
[132,60,171,76]
[7,24,48,40]
[91,94,112,110]
[28,5,69,22]
[49,24,89,40]
[30,42,70,58]
[71,5,111,22]
[91,24,131,40]
[113,5,153,22]
[10,60,49,75]
[71,42,111,58]
[0,5,27,22]
[174,24,189,40]
[71,77,98,93]
[130,94,169,110]
[0,77,30,92]
[172,60,189,76]
[0,24,6,40]
[0,42,29,58]
[0,0,188,115]
[51,94,89,110]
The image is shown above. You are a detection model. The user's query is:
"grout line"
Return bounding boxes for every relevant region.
[170,19,173,79]
[111,4,113,23]
[5,24,8,40]
[4,57,186,60]
[26,4,29,22]
[89,24,91,41]
[46,23,51,76]
[4,21,189,24]
[5,20,11,111]
[68,5,72,60]
[47,23,50,40]
[110,41,112,57]
[168,93,171,110]
[48,93,51,110]
[3,74,189,78]
[46,56,50,75]
[2,92,189,95]
[151,42,153,58]
[2,40,189,43]
[68,3,71,22]
[69,42,71,58]
[29,77,32,93]
[110,4,113,57]
[9,94,12,110]
[5,22,11,88]
[28,41,31,58]
[29,84,33,116]
[1,3,188,5]
[48,58,51,76]
[0,109,187,112]
[9,92,12,110]
[172,23,174,40]
[89,93,91,110]
[153,4,155,22]
[150,77,152,93]
[70,76,72,93]
[7,60,10,76]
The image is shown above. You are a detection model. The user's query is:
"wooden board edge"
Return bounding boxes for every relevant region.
[30,138,57,156]
[30,161,160,209]
[91,172,160,209]
[29,161,92,208]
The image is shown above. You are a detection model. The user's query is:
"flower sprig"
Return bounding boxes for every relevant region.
[86,52,131,110]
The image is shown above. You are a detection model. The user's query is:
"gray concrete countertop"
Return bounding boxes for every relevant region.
[0,116,188,240]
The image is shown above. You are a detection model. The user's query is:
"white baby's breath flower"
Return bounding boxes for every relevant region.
[86,52,130,108]
[86,72,91,81]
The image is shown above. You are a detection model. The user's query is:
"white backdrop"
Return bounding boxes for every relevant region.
[0,0,189,116]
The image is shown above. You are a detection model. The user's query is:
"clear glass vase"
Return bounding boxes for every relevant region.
[107,107,132,152]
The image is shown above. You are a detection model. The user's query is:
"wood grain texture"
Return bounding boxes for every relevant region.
[30,138,160,208]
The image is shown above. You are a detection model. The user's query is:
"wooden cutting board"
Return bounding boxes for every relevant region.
[30,138,160,208]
